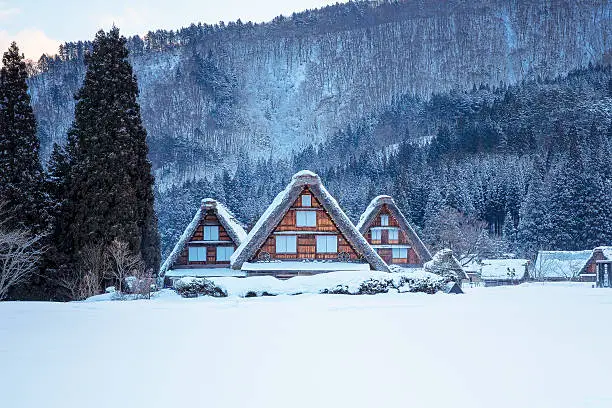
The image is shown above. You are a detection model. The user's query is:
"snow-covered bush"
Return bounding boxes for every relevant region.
[357,278,393,295]
[394,275,445,294]
[174,278,227,298]
[320,284,350,295]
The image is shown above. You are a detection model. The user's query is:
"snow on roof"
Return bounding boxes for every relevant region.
[594,246,612,260]
[356,195,393,231]
[534,250,592,279]
[230,170,389,272]
[423,248,467,280]
[480,259,529,281]
[204,198,248,244]
[356,195,432,263]
[159,198,247,278]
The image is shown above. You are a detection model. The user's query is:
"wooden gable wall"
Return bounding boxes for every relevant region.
[174,210,238,268]
[363,204,422,265]
[253,187,360,261]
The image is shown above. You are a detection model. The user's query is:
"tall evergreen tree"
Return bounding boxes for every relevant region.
[0,42,45,231]
[517,155,551,256]
[65,27,160,273]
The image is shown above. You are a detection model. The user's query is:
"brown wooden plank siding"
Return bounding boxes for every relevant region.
[365,205,423,265]
[174,209,238,267]
[253,188,360,261]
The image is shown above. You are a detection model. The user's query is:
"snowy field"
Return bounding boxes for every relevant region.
[1,283,612,408]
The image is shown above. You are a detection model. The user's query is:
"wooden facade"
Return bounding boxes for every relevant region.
[174,210,238,269]
[362,204,422,266]
[253,188,361,262]
[579,247,612,282]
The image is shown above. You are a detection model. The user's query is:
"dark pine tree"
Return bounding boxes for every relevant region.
[0,42,46,232]
[65,27,160,274]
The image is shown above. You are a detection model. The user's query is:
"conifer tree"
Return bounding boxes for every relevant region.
[65,27,160,274]
[517,155,552,255]
[0,42,45,232]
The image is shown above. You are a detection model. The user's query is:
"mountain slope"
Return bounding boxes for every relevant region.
[28,0,611,190]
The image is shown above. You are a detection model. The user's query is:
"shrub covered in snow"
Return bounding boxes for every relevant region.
[357,278,393,295]
[320,284,350,295]
[395,275,445,294]
[174,278,227,298]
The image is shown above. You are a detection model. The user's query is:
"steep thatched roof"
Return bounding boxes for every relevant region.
[230,171,390,272]
[356,195,432,263]
[159,198,247,277]
[424,248,468,280]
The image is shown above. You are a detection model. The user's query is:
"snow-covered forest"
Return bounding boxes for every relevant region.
[157,65,612,261]
[29,1,609,169]
[25,0,611,262]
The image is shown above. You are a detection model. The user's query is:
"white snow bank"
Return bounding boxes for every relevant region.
[165,268,247,277]
[179,269,444,297]
[241,261,370,272]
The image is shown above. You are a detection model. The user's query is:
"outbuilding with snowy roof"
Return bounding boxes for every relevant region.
[357,195,432,266]
[159,198,248,287]
[582,246,612,283]
[230,170,390,277]
[480,259,530,287]
[533,250,592,281]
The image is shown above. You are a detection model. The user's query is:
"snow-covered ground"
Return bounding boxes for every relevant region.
[1,283,611,408]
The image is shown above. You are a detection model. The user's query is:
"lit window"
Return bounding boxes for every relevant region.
[216,246,234,261]
[204,226,219,241]
[316,235,338,253]
[188,246,207,262]
[371,229,382,241]
[388,228,399,241]
[301,194,312,207]
[296,210,316,227]
[392,248,408,259]
[380,214,389,226]
[276,235,297,253]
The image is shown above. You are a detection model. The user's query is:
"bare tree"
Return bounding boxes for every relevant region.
[56,243,112,300]
[130,267,155,299]
[0,228,44,300]
[433,208,506,266]
[106,239,144,294]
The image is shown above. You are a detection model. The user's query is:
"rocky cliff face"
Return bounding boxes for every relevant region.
[28,0,611,188]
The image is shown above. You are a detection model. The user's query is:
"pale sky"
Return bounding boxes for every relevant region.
[0,0,347,60]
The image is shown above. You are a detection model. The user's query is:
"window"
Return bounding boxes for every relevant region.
[204,226,219,241]
[276,235,297,253]
[216,246,234,261]
[301,194,312,207]
[371,229,382,241]
[392,248,408,259]
[296,210,316,227]
[388,228,399,241]
[188,246,207,262]
[316,235,337,253]
[380,214,389,226]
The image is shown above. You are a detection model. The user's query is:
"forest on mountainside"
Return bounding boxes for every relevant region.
[157,64,612,260]
[27,0,611,190]
[18,0,612,263]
